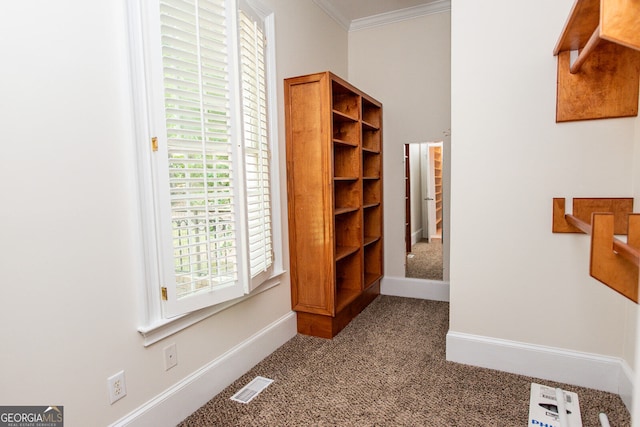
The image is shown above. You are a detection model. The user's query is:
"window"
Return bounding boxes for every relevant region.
[128,0,280,332]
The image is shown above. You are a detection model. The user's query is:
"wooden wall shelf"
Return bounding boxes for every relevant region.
[554,0,640,122]
[552,198,639,302]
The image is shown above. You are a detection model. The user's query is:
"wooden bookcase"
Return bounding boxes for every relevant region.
[285,71,383,338]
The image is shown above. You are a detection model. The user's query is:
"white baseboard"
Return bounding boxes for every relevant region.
[411,229,422,246]
[446,331,634,411]
[619,359,634,412]
[381,276,449,301]
[110,311,297,427]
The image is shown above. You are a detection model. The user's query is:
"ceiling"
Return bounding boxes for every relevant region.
[312,0,449,31]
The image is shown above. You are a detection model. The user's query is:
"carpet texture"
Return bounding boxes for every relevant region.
[406,239,443,281]
[179,296,630,426]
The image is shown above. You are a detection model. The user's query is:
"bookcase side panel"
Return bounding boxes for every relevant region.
[286,79,334,315]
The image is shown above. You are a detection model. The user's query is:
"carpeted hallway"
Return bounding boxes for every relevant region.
[406,239,443,281]
[179,296,630,426]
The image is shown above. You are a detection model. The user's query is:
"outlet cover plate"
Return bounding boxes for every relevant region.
[107,371,127,404]
[164,343,177,371]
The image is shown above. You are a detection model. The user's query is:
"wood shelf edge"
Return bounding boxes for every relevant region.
[590,213,639,303]
[600,0,640,52]
[333,138,358,147]
[362,120,380,131]
[553,0,640,122]
[553,197,633,233]
[553,197,639,303]
[364,273,382,288]
[335,245,359,261]
[334,207,359,216]
[363,235,380,246]
[552,0,640,55]
[553,0,600,55]
[569,25,601,74]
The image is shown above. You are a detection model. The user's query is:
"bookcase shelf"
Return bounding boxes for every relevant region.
[336,245,359,261]
[334,139,358,147]
[285,71,383,338]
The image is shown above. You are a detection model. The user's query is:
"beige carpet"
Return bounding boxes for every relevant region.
[179,296,630,426]
[406,239,443,280]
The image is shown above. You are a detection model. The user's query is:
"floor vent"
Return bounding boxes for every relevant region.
[230,376,274,404]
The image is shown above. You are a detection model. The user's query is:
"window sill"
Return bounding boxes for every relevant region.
[137,269,286,347]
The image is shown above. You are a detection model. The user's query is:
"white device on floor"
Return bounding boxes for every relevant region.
[528,383,582,427]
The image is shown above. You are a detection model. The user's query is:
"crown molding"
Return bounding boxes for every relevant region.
[351,0,451,32]
[312,0,351,31]
[313,0,451,33]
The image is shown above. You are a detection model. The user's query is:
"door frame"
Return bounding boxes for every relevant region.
[404,144,411,252]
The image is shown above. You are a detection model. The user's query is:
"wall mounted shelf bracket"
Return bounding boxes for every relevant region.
[553,0,640,122]
[553,198,639,302]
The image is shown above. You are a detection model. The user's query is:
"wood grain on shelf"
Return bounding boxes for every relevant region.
[554,0,600,54]
[552,198,639,303]
[556,42,640,122]
[591,213,639,302]
[286,73,334,316]
[600,0,640,51]
[572,197,633,235]
[554,0,640,122]
[335,245,359,261]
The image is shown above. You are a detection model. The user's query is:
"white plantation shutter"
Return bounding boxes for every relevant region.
[158,0,245,316]
[135,0,277,318]
[238,5,273,287]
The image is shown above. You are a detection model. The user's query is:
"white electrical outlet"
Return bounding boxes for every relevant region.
[164,343,178,371]
[107,370,127,404]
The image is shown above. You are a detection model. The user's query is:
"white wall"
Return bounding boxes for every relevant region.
[0,1,347,425]
[450,0,636,360]
[409,143,423,241]
[349,11,452,278]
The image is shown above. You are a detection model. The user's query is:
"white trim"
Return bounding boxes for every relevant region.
[410,229,422,247]
[313,0,451,32]
[138,271,285,346]
[311,0,351,31]
[446,331,631,400]
[112,311,297,427]
[619,359,634,412]
[350,1,451,32]
[125,0,164,328]
[380,276,450,301]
